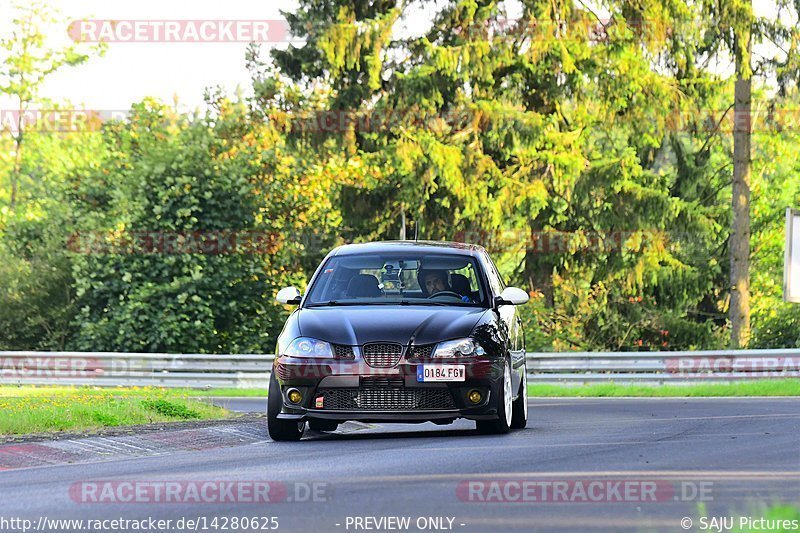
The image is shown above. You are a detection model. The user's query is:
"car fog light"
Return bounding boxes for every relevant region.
[287,388,303,404]
[467,390,482,404]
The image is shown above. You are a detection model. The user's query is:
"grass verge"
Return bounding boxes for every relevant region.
[526,379,800,397]
[1,377,798,427]
[179,387,269,397]
[0,386,231,435]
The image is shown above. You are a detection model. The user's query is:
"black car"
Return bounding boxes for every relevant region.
[268,241,529,440]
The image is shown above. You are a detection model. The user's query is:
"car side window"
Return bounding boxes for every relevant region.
[489,257,506,290]
[482,252,502,296]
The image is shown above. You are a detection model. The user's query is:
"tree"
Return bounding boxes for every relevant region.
[748,90,800,348]
[695,0,800,347]
[730,0,754,348]
[69,96,348,353]
[256,0,741,351]
[0,0,102,209]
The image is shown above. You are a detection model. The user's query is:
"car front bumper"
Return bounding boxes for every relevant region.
[272,355,505,423]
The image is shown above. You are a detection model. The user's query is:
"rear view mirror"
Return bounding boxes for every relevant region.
[276,286,302,305]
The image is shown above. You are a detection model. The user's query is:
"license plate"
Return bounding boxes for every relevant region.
[417,364,465,382]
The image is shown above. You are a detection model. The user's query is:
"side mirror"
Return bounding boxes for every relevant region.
[494,286,530,307]
[276,286,302,305]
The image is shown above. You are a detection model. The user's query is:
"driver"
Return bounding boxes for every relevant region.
[419,269,449,296]
[418,269,473,302]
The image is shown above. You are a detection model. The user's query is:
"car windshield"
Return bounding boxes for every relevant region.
[304,253,488,307]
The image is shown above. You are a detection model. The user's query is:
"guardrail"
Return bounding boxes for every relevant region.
[526,348,800,383]
[0,352,271,389]
[0,348,798,388]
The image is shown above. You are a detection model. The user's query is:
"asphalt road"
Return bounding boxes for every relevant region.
[0,398,798,533]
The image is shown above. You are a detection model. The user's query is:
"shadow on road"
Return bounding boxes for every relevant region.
[297,423,535,442]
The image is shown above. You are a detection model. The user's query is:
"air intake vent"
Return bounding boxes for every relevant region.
[332,344,355,360]
[317,388,455,410]
[408,344,435,359]
[361,376,404,388]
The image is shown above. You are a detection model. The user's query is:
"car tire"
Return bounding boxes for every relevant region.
[308,419,338,432]
[476,358,513,435]
[510,364,527,429]
[267,372,305,441]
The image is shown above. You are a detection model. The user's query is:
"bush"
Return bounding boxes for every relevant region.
[69,102,298,353]
[141,399,201,419]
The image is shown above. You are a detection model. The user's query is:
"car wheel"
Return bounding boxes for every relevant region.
[511,364,527,429]
[308,419,338,432]
[476,358,512,435]
[267,372,305,441]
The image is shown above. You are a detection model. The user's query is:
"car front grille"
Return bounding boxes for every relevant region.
[317,388,456,410]
[332,344,355,360]
[362,343,403,368]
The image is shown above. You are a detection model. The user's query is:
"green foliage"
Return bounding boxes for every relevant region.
[0,129,104,350]
[141,399,201,420]
[0,0,799,353]
[748,92,800,348]
[67,100,321,353]
[258,0,797,352]
[0,212,77,350]
[0,0,104,208]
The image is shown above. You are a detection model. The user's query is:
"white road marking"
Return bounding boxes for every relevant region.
[336,470,800,483]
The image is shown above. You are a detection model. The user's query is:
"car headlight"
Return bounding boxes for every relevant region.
[431,338,485,358]
[284,337,334,358]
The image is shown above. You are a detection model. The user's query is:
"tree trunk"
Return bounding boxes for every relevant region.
[10,151,20,209]
[730,12,752,348]
[525,224,554,306]
[10,114,23,209]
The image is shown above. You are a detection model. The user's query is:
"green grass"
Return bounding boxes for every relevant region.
[0,386,268,398]
[178,387,268,397]
[1,377,798,434]
[692,503,800,532]
[526,379,800,397]
[0,386,231,435]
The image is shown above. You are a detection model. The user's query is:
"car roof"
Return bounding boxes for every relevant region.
[330,240,486,257]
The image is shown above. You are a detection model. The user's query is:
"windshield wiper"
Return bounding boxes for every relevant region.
[306,301,366,307]
[307,300,475,307]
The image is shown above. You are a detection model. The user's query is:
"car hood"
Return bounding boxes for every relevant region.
[295,306,489,345]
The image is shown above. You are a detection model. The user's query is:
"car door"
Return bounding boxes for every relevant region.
[482,252,525,393]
